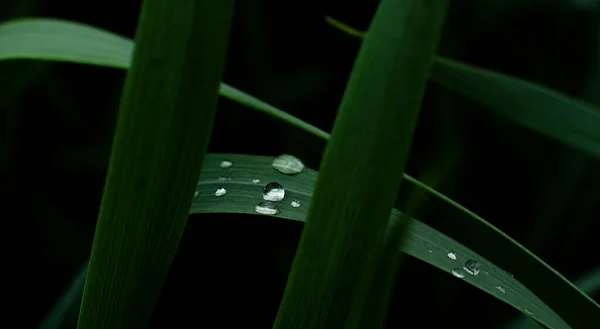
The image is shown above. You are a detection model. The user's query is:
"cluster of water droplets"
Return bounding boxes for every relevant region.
[196,155,305,215]
[446,251,510,298]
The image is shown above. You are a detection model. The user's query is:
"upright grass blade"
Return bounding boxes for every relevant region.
[325,16,600,161]
[76,1,234,329]
[273,2,448,329]
[39,153,575,329]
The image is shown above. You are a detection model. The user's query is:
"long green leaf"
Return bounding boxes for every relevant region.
[0,18,330,140]
[324,16,600,161]
[273,2,448,329]
[76,2,234,329]
[38,153,574,329]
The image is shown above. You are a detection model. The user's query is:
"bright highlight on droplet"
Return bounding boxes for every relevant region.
[291,200,301,208]
[215,188,227,197]
[263,182,285,202]
[194,191,199,198]
[272,154,305,175]
[252,179,261,184]
[522,308,534,316]
[451,269,465,278]
[447,252,457,260]
[463,260,481,276]
[255,201,279,215]
[220,160,233,168]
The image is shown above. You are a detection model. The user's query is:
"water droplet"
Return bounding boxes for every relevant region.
[495,286,506,294]
[463,260,481,276]
[263,182,285,202]
[451,269,465,278]
[291,200,301,208]
[217,177,231,181]
[428,249,433,253]
[255,201,279,215]
[252,179,261,184]
[522,308,534,316]
[194,191,199,198]
[220,160,233,168]
[215,188,227,197]
[447,252,457,260]
[272,154,305,175]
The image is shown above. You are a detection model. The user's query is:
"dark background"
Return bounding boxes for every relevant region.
[1,0,599,328]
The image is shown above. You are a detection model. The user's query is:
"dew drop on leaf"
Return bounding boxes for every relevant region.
[252,179,261,184]
[255,201,279,215]
[220,160,233,168]
[215,188,227,197]
[291,199,301,208]
[194,191,199,198]
[447,252,457,260]
[451,269,465,278]
[463,260,481,275]
[272,154,305,175]
[263,182,285,202]
[495,286,506,294]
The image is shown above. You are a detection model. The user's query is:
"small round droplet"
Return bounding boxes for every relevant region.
[447,252,457,260]
[451,269,465,278]
[217,177,231,181]
[428,249,433,253]
[252,179,261,184]
[463,260,481,276]
[194,191,199,198]
[495,286,506,294]
[522,308,534,316]
[255,201,279,215]
[263,182,285,202]
[215,188,227,197]
[272,154,305,175]
[291,200,301,208]
[220,160,233,168]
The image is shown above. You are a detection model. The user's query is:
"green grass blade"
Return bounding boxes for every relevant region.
[273,2,448,328]
[76,1,234,329]
[39,153,574,329]
[38,262,88,329]
[324,16,600,161]
[0,18,330,140]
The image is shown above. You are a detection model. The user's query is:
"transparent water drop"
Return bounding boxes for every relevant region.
[263,182,285,202]
[217,177,231,181]
[194,191,199,198]
[272,154,305,175]
[220,160,233,168]
[463,260,481,276]
[522,308,534,316]
[495,286,506,294]
[215,188,227,197]
[451,269,465,278]
[291,200,301,208]
[252,179,261,184]
[428,249,433,253]
[255,201,279,215]
[447,252,457,260]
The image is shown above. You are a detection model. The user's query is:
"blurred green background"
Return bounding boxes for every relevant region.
[1,0,599,328]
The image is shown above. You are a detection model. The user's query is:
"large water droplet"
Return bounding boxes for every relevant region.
[291,199,301,208]
[255,201,279,215]
[451,269,465,278]
[252,179,261,184]
[495,286,506,294]
[272,154,305,175]
[447,252,457,260]
[263,182,285,202]
[220,160,233,168]
[215,188,227,197]
[463,260,481,275]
